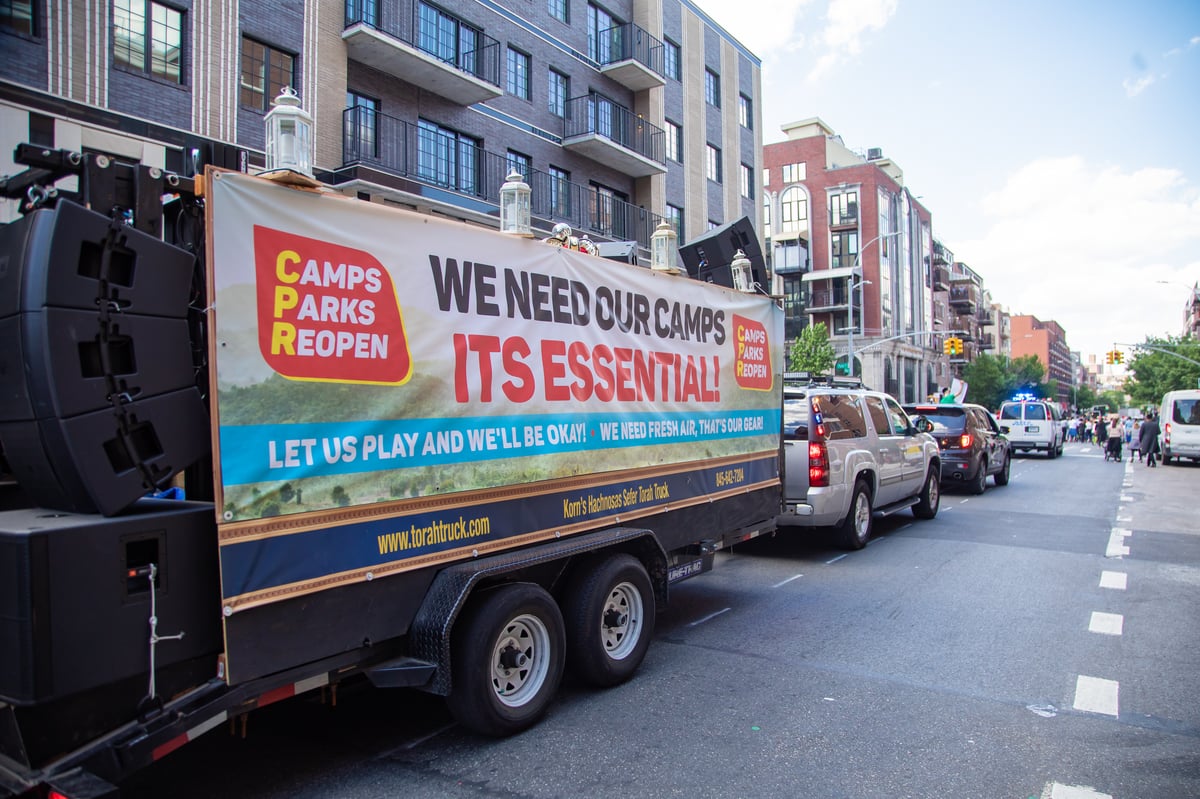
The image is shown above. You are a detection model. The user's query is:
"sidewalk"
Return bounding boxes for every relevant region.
[1121,455,1199,537]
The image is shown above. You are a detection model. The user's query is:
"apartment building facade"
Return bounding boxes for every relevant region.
[0,0,761,262]
[763,118,940,403]
[1010,314,1074,406]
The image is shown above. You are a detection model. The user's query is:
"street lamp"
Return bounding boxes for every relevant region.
[844,229,899,377]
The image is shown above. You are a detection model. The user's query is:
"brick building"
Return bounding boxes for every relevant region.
[1010,314,1074,406]
[0,0,761,262]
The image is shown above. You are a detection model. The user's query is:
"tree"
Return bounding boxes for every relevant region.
[788,322,836,375]
[1124,335,1200,406]
[960,353,1055,410]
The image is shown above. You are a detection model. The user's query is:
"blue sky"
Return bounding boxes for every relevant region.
[694,0,1200,364]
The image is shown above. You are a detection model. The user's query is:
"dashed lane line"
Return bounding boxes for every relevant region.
[771,574,803,588]
[687,607,731,627]
[1088,611,1124,636]
[1099,571,1127,590]
[1073,675,1119,716]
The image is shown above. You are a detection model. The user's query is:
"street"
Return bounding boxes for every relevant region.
[124,443,1200,799]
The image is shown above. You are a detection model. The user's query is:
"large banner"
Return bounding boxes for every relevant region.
[207,170,782,614]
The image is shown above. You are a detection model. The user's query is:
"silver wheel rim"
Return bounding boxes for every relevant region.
[490,613,552,707]
[601,581,643,661]
[927,474,939,508]
[853,492,870,538]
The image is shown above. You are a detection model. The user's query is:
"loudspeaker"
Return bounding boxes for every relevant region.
[0,202,208,516]
[678,216,769,291]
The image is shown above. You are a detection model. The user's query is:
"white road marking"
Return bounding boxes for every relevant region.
[1089,611,1124,636]
[771,574,803,588]
[1099,571,1127,590]
[825,554,848,564]
[1073,675,1119,716]
[1042,783,1114,799]
[1105,528,1129,558]
[687,607,731,627]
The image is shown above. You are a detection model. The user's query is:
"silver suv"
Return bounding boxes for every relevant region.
[776,377,941,549]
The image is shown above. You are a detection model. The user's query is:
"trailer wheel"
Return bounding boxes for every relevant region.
[447,583,565,737]
[564,554,656,687]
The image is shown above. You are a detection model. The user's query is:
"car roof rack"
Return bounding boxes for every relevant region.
[783,371,865,389]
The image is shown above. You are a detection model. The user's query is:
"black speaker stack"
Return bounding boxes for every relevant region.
[678,215,770,291]
[0,199,209,516]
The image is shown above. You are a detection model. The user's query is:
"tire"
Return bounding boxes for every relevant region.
[1046,444,1057,459]
[563,554,655,688]
[968,458,987,495]
[912,466,940,520]
[447,583,565,737]
[993,453,1011,486]
[835,479,873,550]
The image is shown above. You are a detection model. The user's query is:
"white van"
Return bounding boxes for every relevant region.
[1159,389,1200,464]
[998,400,1065,458]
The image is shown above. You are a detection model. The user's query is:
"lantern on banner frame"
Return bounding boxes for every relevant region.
[730,249,754,293]
[264,87,314,178]
[499,169,533,236]
[650,220,680,274]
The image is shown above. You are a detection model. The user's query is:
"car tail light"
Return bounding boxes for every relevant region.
[809,442,830,487]
[1164,422,1171,445]
[959,433,973,448]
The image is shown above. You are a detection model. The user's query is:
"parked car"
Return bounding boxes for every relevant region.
[903,403,1011,493]
[997,400,1064,458]
[1158,389,1200,464]
[777,378,941,550]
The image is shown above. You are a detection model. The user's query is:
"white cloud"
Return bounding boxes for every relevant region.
[957,157,1200,359]
[688,0,814,58]
[1122,74,1157,97]
[807,0,898,81]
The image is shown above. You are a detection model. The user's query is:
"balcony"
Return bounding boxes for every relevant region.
[976,310,994,326]
[562,94,666,177]
[342,6,502,106]
[978,333,995,350]
[807,287,850,312]
[948,282,977,314]
[932,242,950,266]
[334,107,664,250]
[932,264,949,290]
[596,23,665,91]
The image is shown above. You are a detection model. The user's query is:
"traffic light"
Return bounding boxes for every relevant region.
[1106,351,1114,364]
[943,338,953,355]
[1114,351,1124,364]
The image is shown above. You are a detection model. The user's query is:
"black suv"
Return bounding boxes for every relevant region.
[902,403,1011,494]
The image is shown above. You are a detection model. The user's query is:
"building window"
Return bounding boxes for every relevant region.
[548,0,567,23]
[417,119,481,195]
[829,190,858,226]
[345,0,377,26]
[1,0,35,35]
[345,91,378,159]
[740,163,753,199]
[708,219,720,231]
[664,120,681,163]
[418,1,480,74]
[548,68,569,116]
[781,162,806,183]
[587,3,619,64]
[591,182,628,238]
[706,144,721,183]
[830,230,859,270]
[705,69,720,107]
[549,165,571,217]
[739,94,752,129]
[780,187,808,235]
[663,37,680,80]
[241,37,294,111]
[506,47,530,99]
[506,150,531,179]
[762,195,771,239]
[114,0,183,83]
[665,203,683,241]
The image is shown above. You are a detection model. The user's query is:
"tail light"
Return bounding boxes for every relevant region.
[809,442,830,487]
[1164,422,1171,444]
[959,433,973,448]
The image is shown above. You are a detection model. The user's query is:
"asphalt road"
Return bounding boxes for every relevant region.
[124,443,1200,799]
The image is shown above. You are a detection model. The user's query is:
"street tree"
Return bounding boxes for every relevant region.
[1124,336,1200,406]
[961,353,1054,409]
[788,322,836,375]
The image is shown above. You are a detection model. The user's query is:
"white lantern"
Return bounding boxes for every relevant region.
[499,169,533,236]
[650,220,680,274]
[264,87,313,178]
[730,249,754,292]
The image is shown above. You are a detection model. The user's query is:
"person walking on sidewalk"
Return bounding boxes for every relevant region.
[1139,411,1162,467]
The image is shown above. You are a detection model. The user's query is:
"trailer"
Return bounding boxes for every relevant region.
[0,150,783,797]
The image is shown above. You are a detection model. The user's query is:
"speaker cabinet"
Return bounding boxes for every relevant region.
[678,216,769,291]
[0,202,208,516]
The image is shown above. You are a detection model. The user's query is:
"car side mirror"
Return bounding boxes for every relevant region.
[912,416,933,434]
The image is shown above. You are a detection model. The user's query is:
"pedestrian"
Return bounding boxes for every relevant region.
[939,387,955,404]
[1068,416,1078,442]
[1130,418,1142,462]
[1106,416,1123,462]
[1095,415,1108,449]
[1138,411,1161,467]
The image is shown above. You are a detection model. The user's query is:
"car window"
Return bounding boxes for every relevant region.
[1024,404,1047,421]
[999,404,1021,420]
[1172,398,1200,425]
[883,397,911,436]
[783,396,810,440]
[909,408,965,433]
[863,396,891,437]
[813,393,867,440]
[985,412,1002,434]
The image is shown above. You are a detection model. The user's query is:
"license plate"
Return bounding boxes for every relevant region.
[1025,424,1039,433]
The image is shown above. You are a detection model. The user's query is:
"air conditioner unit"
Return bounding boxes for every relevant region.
[867,147,883,160]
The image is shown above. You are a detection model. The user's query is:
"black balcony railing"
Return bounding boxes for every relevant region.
[597,22,664,76]
[564,94,664,165]
[340,107,665,248]
[344,2,501,88]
